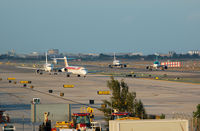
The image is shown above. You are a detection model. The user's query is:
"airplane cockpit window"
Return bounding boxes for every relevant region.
[154,61,160,64]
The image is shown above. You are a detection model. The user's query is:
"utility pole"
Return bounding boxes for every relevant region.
[22,115,24,131]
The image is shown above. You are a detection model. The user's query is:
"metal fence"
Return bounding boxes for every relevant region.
[167,112,200,131]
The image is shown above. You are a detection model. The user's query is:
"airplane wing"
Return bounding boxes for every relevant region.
[52,67,67,72]
[16,66,44,70]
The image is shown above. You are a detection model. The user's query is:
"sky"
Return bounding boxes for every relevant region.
[0,0,200,55]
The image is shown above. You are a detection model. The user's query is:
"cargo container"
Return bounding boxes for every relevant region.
[109,119,188,131]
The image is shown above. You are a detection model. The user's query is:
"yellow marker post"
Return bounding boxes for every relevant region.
[20,81,31,84]
[97,91,110,95]
[7,78,16,80]
[63,85,74,88]
[87,107,94,113]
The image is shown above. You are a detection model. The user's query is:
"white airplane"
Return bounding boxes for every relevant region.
[108,53,127,68]
[42,52,54,72]
[53,57,88,77]
[17,52,54,73]
[146,55,167,71]
[146,61,168,71]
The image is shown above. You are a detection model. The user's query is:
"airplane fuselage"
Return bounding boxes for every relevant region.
[43,63,54,72]
[65,66,88,76]
[147,61,167,70]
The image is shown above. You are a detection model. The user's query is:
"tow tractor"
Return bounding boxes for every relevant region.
[55,107,101,131]
[0,111,10,123]
[70,113,92,130]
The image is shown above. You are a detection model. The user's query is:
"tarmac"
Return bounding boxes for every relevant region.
[0,65,200,130]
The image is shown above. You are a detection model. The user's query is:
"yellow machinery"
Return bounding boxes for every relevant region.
[55,106,99,130]
[111,112,140,120]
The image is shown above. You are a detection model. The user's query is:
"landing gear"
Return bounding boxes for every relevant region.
[36,69,43,75]
[77,75,81,77]
[146,66,152,71]
[36,69,40,74]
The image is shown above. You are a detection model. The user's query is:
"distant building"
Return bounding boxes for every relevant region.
[27,52,40,58]
[188,50,200,55]
[156,53,169,57]
[30,52,39,56]
[7,49,16,56]
[87,53,100,57]
[48,49,59,56]
[128,52,143,56]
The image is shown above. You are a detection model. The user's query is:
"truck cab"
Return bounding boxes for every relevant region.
[71,113,91,129]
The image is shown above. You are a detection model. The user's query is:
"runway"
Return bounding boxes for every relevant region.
[0,65,200,130]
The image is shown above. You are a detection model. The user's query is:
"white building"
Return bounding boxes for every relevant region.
[188,50,200,55]
[48,49,59,55]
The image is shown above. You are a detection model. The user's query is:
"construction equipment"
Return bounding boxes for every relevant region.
[55,113,92,130]
[0,111,10,123]
[55,107,101,131]
[39,112,51,131]
[71,113,91,130]
[111,112,140,120]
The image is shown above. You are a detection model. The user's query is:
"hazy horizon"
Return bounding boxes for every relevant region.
[0,0,200,55]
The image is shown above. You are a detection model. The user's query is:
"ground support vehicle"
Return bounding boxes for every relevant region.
[0,111,10,123]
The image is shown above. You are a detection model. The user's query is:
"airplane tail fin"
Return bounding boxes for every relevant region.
[45,52,48,64]
[114,52,116,61]
[64,57,69,67]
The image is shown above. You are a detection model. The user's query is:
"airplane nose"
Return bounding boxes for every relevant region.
[83,70,88,75]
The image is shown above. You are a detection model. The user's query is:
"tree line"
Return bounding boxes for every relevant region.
[0,53,199,61]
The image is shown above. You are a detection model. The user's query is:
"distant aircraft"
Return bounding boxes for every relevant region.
[146,61,168,71]
[108,53,127,68]
[146,55,167,71]
[17,52,54,73]
[42,52,54,72]
[53,57,88,77]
